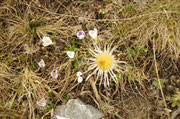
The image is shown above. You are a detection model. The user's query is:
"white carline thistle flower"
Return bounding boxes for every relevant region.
[77,31,85,39]
[84,43,127,87]
[51,70,58,79]
[66,51,75,58]
[38,59,45,68]
[37,98,46,107]
[42,36,52,46]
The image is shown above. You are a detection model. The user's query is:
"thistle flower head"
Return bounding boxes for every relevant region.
[84,44,127,87]
[96,53,113,71]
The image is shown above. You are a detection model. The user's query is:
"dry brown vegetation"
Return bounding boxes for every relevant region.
[0,0,180,119]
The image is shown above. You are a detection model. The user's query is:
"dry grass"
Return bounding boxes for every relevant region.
[0,0,179,119]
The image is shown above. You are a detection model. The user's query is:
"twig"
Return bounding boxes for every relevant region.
[0,35,5,42]
[153,39,170,119]
[89,77,102,105]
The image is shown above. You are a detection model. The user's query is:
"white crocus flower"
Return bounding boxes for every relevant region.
[66,51,75,58]
[77,76,83,83]
[89,28,98,39]
[37,98,46,107]
[77,31,85,39]
[51,70,58,79]
[76,71,82,77]
[38,59,45,68]
[42,36,52,46]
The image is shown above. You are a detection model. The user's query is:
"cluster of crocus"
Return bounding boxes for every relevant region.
[77,28,98,41]
[38,59,59,79]
[76,28,127,87]
[37,28,126,113]
[36,34,78,111]
[65,29,98,83]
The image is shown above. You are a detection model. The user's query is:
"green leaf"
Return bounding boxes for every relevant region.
[151,70,156,75]
[128,72,132,82]
[128,49,135,59]
[172,96,177,101]
[116,73,122,83]
[48,92,55,98]
[84,65,88,71]
[72,59,78,68]
[65,46,71,51]
[169,34,174,41]
[110,83,113,87]
[171,101,177,107]
[98,10,104,19]
[62,95,69,100]
[152,80,158,87]
[152,79,165,88]
[177,102,180,107]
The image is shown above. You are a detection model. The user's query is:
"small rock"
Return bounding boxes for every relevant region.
[52,99,104,119]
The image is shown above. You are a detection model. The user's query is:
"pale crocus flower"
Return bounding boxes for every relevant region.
[51,70,58,79]
[89,28,98,39]
[37,98,46,107]
[77,76,83,83]
[38,59,45,68]
[76,71,82,77]
[42,36,52,46]
[66,51,75,58]
[77,31,85,39]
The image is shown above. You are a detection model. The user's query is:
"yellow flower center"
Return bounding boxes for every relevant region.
[46,40,50,43]
[96,53,113,71]
[40,101,44,104]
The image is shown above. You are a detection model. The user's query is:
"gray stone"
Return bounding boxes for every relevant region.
[52,99,104,119]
